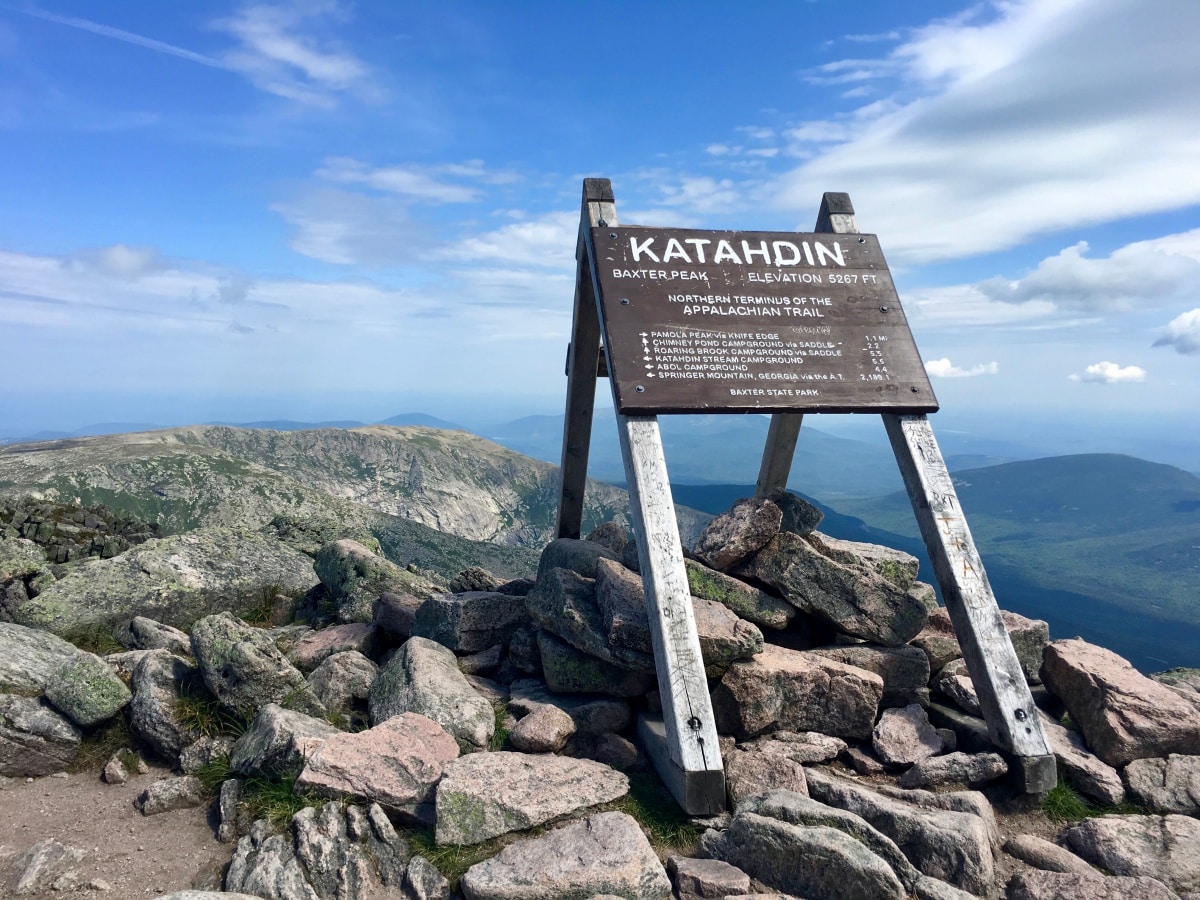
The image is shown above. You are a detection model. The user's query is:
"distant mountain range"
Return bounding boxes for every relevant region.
[3,418,1196,672]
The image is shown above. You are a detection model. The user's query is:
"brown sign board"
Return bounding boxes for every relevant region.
[590,227,938,415]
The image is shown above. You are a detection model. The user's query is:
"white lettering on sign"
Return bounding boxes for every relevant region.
[629,236,847,268]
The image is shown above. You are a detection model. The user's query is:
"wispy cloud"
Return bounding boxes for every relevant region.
[23,3,378,109]
[1068,361,1146,384]
[212,3,382,107]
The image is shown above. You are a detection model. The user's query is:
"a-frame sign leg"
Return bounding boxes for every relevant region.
[556,179,615,540]
[559,179,725,814]
[884,413,1056,792]
[755,192,856,497]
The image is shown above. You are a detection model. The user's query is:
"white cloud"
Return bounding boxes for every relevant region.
[453,212,578,270]
[271,187,431,265]
[978,238,1200,312]
[1154,308,1200,355]
[1068,361,1146,383]
[924,357,999,378]
[905,283,1057,328]
[212,3,380,107]
[762,0,1200,262]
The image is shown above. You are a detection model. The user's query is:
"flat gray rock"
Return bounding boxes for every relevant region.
[1003,834,1096,876]
[306,650,377,713]
[535,538,621,581]
[0,694,80,777]
[296,712,459,824]
[699,810,906,900]
[525,567,655,672]
[1,839,85,897]
[435,751,629,846]
[1042,639,1200,767]
[11,527,318,636]
[724,745,808,807]
[805,532,919,590]
[808,643,930,708]
[712,643,882,741]
[1123,755,1200,815]
[1060,814,1200,894]
[190,612,325,721]
[116,616,192,655]
[458,811,670,900]
[368,636,494,750]
[898,751,1008,789]
[805,768,998,897]
[1038,710,1126,806]
[136,775,205,816]
[507,679,631,736]
[536,629,655,697]
[1006,869,1182,899]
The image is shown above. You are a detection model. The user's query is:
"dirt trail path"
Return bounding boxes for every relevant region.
[0,766,229,897]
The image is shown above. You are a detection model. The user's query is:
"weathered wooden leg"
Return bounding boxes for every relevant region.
[556,179,616,540]
[755,413,803,497]
[617,413,725,814]
[754,193,858,500]
[883,413,1056,792]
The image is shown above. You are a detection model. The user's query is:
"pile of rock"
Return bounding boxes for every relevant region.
[2,491,1199,899]
[0,498,158,565]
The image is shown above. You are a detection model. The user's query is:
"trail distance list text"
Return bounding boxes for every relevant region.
[591,227,937,414]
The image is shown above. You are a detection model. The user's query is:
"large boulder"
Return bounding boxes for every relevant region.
[1060,814,1200,895]
[0,622,95,694]
[1041,639,1200,767]
[458,811,670,900]
[435,751,629,846]
[525,567,654,672]
[190,612,326,721]
[913,607,1048,684]
[8,527,318,636]
[807,643,930,708]
[536,630,655,697]
[732,532,927,646]
[296,712,460,824]
[368,636,494,750]
[0,694,80,776]
[1005,870,1181,899]
[306,650,378,714]
[226,802,412,899]
[1122,755,1200,815]
[712,643,882,740]
[412,590,531,654]
[315,539,437,623]
[535,538,621,581]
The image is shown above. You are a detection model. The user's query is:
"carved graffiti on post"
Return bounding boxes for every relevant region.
[592,227,937,414]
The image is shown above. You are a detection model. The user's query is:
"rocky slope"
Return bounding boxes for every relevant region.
[2,490,1199,899]
[0,425,708,549]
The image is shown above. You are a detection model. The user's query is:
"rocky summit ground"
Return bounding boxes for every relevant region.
[2,490,1199,900]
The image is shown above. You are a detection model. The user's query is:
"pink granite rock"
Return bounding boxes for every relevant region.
[1041,639,1200,767]
[295,711,459,825]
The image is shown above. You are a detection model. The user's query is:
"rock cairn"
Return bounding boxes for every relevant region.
[1,492,1199,899]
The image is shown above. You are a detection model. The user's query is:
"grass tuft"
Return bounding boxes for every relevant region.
[605,770,702,857]
[68,711,138,774]
[404,827,509,889]
[239,774,324,829]
[488,702,510,752]
[194,755,233,796]
[174,684,247,739]
[64,622,124,656]
[1042,781,1144,822]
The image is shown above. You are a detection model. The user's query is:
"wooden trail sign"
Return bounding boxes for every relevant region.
[557,180,1055,812]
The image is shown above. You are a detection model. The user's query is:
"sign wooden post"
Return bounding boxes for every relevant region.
[558,180,724,814]
[558,180,1055,808]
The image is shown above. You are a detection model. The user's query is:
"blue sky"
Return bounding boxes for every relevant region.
[2,0,1199,460]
